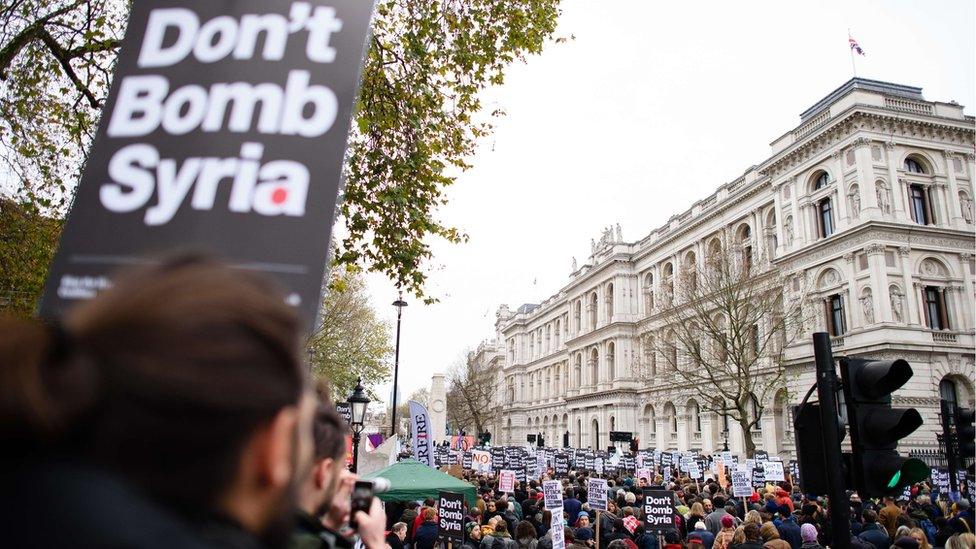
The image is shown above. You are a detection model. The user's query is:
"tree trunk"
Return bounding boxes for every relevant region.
[738,414,757,457]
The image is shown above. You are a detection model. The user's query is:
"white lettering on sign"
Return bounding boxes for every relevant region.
[98,4,348,226]
[138,5,343,67]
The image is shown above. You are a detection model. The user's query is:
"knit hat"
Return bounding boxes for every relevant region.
[721,515,734,528]
[893,537,920,549]
[465,523,479,536]
[578,511,590,520]
[576,528,594,541]
[694,521,706,531]
[800,523,818,543]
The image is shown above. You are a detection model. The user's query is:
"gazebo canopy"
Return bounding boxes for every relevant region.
[361,459,477,505]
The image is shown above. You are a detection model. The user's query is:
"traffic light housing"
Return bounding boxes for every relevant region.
[840,357,929,496]
[793,403,843,495]
[956,406,975,459]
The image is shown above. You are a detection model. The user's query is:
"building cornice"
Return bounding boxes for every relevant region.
[774,221,976,272]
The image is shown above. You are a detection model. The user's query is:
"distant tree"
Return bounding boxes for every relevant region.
[445,352,498,437]
[307,267,392,402]
[0,0,564,302]
[642,233,808,457]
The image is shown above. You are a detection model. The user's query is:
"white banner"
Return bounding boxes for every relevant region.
[550,511,566,549]
[764,461,785,481]
[471,449,492,473]
[588,478,608,511]
[731,470,753,497]
[409,400,435,467]
[543,480,564,511]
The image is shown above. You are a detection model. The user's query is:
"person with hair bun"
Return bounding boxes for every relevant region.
[0,255,317,548]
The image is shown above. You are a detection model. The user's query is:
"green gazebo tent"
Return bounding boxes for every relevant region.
[361,459,477,506]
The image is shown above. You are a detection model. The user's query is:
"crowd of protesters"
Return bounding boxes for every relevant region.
[0,256,972,549]
[384,468,974,549]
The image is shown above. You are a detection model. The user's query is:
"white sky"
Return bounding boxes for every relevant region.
[364,0,976,405]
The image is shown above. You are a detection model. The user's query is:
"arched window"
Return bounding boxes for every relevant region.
[905,157,926,174]
[940,379,959,410]
[814,171,830,190]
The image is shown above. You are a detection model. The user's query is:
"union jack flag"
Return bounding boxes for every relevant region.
[849,35,865,56]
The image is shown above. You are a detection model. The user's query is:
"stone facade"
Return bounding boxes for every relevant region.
[466,78,976,458]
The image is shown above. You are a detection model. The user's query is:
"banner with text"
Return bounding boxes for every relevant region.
[39,0,377,328]
[410,400,435,467]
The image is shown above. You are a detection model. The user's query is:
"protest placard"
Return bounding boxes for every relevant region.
[555,454,570,477]
[732,470,753,497]
[642,490,677,532]
[543,480,564,511]
[588,478,608,511]
[688,462,702,480]
[636,468,652,483]
[550,512,566,549]
[498,470,516,493]
[471,450,492,474]
[438,491,465,541]
[39,0,377,329]
[764,461,785,482]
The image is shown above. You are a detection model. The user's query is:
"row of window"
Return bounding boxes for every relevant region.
[811,158,940,239]
[824,285,951,336]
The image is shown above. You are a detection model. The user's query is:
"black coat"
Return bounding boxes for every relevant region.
[0,459,219,548]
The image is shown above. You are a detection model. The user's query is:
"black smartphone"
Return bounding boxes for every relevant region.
[350,480,373,529]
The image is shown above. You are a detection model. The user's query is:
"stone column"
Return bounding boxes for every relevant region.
[899,247,921,325]
[944,151,964,228]
[885,142,909,221]
[843,253,863,328]
[959,253,975,331]
[760,415,778,455]
[701,413,716,453]
[866,244,892,323]
[677,413,690,452]
[854,137,880,221]
[773,187,787,256]
[831,150,849,228]
[655,418,666,450]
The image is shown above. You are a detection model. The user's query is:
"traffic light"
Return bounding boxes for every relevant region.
[793,403,842,495]
[956,406,975,459]
[840,357,929,496]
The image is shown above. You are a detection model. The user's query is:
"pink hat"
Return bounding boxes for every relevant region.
[721,515,734,528]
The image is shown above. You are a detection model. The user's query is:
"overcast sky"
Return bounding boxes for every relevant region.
[362,0,976,405]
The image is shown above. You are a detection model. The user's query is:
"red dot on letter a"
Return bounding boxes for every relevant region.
[271,187,288,204]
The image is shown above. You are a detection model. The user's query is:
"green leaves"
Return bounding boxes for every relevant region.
[307,267,393,402]
[0,0,563,307]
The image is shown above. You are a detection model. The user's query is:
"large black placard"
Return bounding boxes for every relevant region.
[40,0,376,329]
[642,489,677,533]
[438,491,465,541]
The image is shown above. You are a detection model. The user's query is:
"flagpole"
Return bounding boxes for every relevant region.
[848,29,856,78]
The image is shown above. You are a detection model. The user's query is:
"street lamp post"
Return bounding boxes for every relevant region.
[348,377,370,473]
[389,293,407,437]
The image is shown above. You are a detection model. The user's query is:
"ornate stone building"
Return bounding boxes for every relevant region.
[467,78,975,458]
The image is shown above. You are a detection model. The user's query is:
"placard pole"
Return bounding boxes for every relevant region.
[595,510,601,549]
